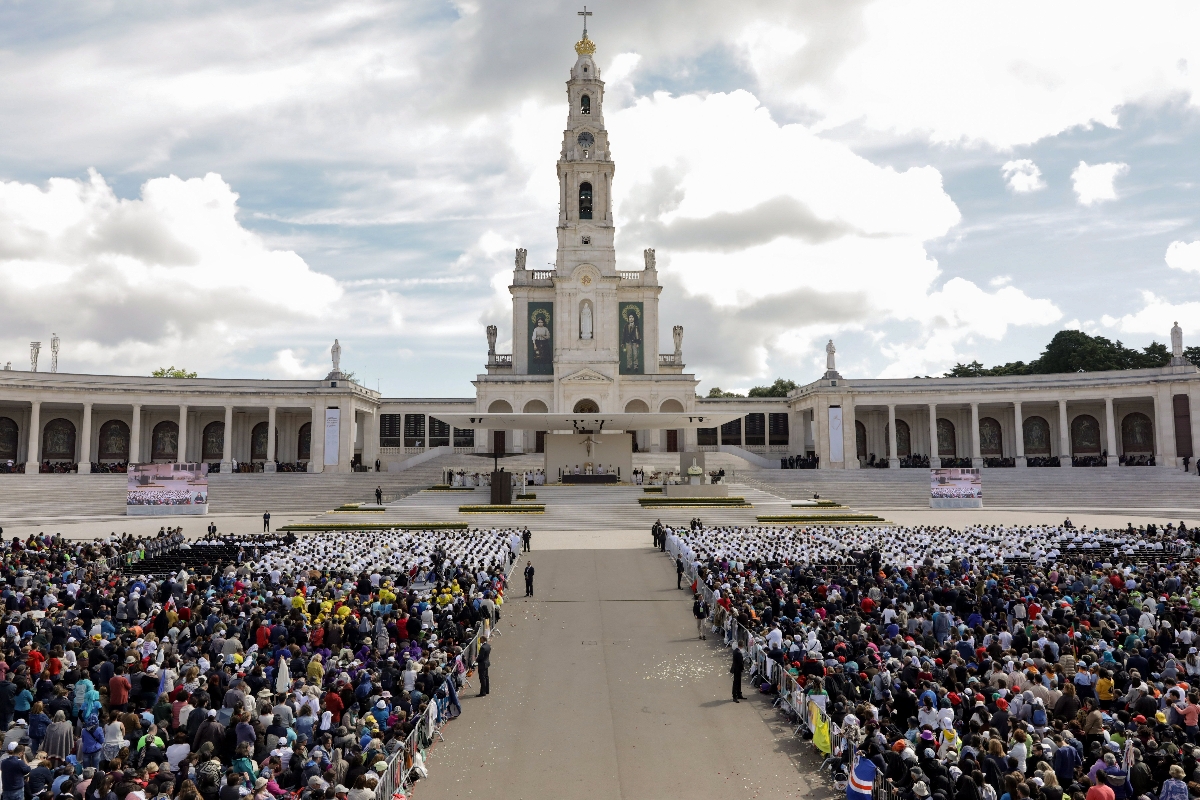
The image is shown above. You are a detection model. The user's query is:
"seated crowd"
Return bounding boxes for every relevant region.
[0,526,517,800]
[668,522,1200,800]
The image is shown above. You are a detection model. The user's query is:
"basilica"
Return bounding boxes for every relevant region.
[1,30,1199,476]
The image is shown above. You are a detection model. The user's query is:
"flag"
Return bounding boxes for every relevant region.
[811,701,831,754]
[848,755,876,800]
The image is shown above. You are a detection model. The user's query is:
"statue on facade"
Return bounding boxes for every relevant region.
[515,248,527,270]
[1172,321,1188,365]
[643,248,655,270]
[330,339,341,375]
[580,301,593,340]
[486,324,498,355]
[826,339,836,372]
[672,324,683,355]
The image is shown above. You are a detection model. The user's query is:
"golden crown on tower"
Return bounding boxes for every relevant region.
[575,34,596,56]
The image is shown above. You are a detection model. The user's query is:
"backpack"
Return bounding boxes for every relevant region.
[1032,706,1047,726]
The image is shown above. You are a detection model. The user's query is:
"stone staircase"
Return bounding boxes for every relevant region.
[3,455,1195,526]
[300,481,794,531]
[747,467,1200,511]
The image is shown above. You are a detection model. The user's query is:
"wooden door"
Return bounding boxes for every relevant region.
[666,429,679,453]
[493,430,506,455]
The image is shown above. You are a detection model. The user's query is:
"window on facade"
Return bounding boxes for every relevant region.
[453,427,475,448]
[403,413,426,448]
[379,414,402,448]
[697,427,717,446]
[429,417,451,448]
[720,418,741,443]
[744,413,766,446]
[581,94,591,114]
[768,413,789,446]
[579,182,593,219]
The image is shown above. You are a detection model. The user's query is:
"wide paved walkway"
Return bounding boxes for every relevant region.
[417,544,824,800]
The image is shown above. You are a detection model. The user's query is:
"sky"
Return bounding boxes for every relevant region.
[3,1,1200,396]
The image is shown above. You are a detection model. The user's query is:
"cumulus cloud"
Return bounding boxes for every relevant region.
[1071,161,1129,205]
[1000,160,1046,193]
[1166,240,1200,273]
[605,90,1060,384]
[0,170,341,374]
[1102,290,1200,338]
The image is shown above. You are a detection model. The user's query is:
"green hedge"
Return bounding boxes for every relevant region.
[459,505,546,513]
[280,522,468,531]
[638,496,748,507]
[755,514,887,524]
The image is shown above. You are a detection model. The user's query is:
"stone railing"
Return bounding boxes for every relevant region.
[659,353,682,366]
[488,353,513,368]
[619,271,641,281]
[530,270,555,281]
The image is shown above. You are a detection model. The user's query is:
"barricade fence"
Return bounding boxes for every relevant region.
[666,537,843,757]
[374,555,517,798]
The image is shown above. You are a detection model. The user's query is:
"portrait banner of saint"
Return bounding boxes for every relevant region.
[528,302,554,375]
[618,301,644,374]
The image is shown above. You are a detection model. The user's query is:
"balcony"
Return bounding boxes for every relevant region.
[488,353,513,369]
[530,270,555,281]
[658,352,684,374]
[619,270,641,282]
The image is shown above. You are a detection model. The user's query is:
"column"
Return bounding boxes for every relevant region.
[843,400,858,469]
[970,402,983,468]
[309,402,324,473]
[339,401,355,472]
[130,404,142,465]
[264,406,277,472]
[1191,387,1200,474]
[363,410,380,471]
[1104,397,1119,467]
[177,404,189,463]
[25,400,40,474]
[927,403,940,468]
[221,405,234,473]
[1014,401,1026,468]
[1156,385,1177,468]
[887,404,899,468]
[78,402,93,473]
[1057,399,1071,467]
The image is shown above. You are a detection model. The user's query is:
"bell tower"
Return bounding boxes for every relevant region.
[556,11,616,278]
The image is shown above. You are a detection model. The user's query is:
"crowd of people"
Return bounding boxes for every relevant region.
[666,521,1200,800]
[0,525,515,800]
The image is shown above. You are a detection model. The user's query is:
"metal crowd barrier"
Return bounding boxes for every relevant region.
[374,557,517,798]
[665,535,841,751]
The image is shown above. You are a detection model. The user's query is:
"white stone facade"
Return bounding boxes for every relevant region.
[3,33,1199,475]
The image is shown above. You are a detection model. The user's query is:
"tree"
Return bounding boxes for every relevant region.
[152,366,197,378]
[748,378,798,397]
[943,330,1171,377]
[706,387,744,398]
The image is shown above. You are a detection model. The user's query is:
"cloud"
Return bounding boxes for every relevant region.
[1102,290,1200,338]
[0,170,341,374]
[646,195,859,252]
[1166,240,1200,273]
[1000,159,1046,193]
[1071,161,1129,205]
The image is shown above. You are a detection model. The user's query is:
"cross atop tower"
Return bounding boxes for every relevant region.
[578,6,592,37]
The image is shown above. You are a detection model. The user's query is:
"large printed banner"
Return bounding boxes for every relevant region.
[618,301,643,374]
[930,467,982,508]
[324,408,340,466]
[528,302,554,375]
[127,463,209,516]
